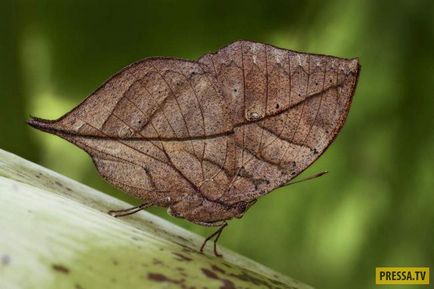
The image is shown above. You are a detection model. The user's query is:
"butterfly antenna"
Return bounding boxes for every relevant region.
[280,171,328,187]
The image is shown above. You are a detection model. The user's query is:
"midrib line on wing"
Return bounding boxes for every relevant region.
[32,81,350,143]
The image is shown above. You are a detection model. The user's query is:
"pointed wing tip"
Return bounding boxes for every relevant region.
[351,57,361,71]
[27,117,55,133]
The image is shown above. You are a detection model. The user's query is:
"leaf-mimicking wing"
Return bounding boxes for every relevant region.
[28,40,360,225]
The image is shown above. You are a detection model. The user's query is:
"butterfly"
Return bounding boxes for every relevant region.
[28,40,360,256]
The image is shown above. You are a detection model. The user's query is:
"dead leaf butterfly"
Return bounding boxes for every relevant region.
[28,40,360,256]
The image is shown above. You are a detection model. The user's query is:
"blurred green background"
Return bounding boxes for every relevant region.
[1,0,433,288]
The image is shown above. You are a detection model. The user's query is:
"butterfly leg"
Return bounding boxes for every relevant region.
[199,221,228,257]
[108,203,150,218]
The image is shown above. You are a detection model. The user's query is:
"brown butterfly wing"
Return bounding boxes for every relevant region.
[28,58,235,206]
[198,41,359,207]
[28,40,360,224]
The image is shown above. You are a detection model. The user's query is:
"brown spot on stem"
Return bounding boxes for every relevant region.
[211,265,226,274]
[201,267,236,289]
[201,268,219,279]
[148,273,170,282]
[52,264,70,274]
[172,252,193,262]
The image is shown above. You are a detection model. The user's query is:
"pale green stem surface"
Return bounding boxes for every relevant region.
[0,149,313,289]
